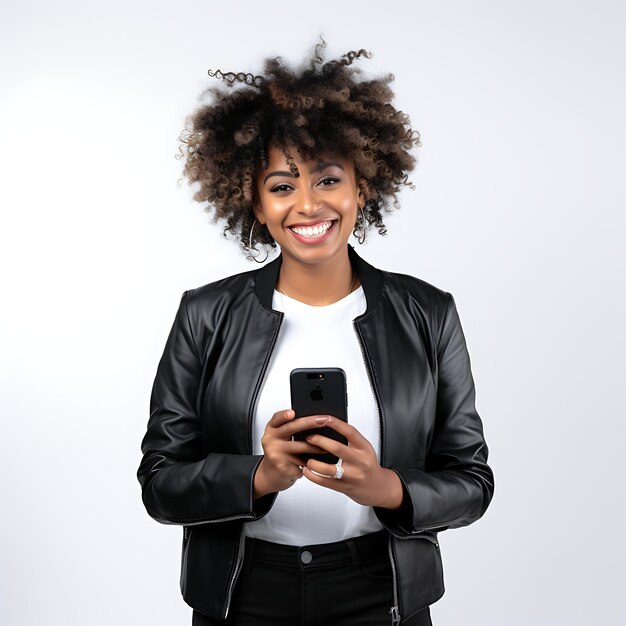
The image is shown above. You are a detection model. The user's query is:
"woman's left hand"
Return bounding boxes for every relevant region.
[302,416,405,510]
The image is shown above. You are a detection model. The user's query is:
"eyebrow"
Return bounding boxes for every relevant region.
[263,161,345,184]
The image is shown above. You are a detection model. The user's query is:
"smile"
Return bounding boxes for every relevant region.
[288,220,335,239]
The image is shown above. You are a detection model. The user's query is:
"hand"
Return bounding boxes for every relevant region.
[253,409,329,499]
[301,416,405,510]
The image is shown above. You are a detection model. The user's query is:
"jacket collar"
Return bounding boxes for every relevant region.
[255,244,384,314]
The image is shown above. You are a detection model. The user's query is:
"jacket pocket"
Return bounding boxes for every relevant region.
[421,534,443,586]
[393,532,445,618]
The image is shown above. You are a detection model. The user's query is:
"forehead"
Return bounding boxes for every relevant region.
[263,145,352,170]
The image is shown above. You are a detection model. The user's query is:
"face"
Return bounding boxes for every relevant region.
[254,146,365,267]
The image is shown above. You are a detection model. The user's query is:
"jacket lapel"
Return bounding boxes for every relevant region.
[254,244,384,313]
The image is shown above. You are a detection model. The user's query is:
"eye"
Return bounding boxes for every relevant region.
[269,183,294,193]
[318,176,340,187]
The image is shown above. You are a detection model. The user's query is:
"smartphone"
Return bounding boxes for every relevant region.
[290,367,348,465]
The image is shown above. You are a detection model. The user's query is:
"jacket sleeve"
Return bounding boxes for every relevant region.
[136,290,277,525]
[374,292,495,535]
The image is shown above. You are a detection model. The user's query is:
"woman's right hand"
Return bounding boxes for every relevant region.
[253,409,329,499]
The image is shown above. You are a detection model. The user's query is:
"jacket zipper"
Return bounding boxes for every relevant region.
[224,527,247,618]
[352,321,383,464]
[387,533,401,625]
[223,313,285,619]
[353,320,400,624]
[248,313,285,453]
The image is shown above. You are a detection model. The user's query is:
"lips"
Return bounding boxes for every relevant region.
[288,220,335,238]
[287,219,338,244]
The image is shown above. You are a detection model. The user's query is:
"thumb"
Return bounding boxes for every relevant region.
[269,408,295,428]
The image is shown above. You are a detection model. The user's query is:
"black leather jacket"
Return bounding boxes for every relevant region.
[137,245,494,624]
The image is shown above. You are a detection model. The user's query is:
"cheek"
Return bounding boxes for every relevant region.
[257,199,287,224]
[338,195,359,220]
[261,207,292,239]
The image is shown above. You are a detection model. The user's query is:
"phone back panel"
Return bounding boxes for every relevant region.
[290,368,348,464]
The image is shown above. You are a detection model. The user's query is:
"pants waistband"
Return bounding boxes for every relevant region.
[243,530,389,571]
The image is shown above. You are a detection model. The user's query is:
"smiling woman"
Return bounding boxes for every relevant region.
[176,37,420,260]
[138,36,494,626]
[253,147,365,304]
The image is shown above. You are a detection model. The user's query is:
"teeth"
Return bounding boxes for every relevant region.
[290,221,333,237]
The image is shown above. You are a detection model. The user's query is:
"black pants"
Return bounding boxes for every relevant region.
[192,530,433,626]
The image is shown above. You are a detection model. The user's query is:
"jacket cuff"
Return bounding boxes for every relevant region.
[249,456,278,520]
[373,469,415,535]
[252,492,278,518]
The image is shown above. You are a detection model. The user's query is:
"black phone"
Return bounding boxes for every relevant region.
[290,367,348,465]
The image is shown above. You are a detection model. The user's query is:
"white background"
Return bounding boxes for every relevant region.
[1,1,625,625]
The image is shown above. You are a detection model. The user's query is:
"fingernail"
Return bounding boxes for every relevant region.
[315,416,330,424]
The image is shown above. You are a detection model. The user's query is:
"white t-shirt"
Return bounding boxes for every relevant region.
[243,285,384,545]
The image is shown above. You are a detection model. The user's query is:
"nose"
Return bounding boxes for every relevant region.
[297,186,322,216]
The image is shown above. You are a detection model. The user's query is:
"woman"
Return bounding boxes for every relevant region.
[137,40,494,626]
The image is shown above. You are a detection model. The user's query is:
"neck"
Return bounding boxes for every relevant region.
[277,248,359,306]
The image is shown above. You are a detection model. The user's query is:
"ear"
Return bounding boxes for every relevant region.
[356,180,367,209]
[358,190,366,210]
[252,201,266,225]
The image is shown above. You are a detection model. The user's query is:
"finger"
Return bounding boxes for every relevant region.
[268,409,296,429]
[282,414,336,437]
[285,440,327,454]
[306,457,345,479]
[269,453,309,473]
[304,433,353,459]
[302,466,345,491]
[312,416,368,447]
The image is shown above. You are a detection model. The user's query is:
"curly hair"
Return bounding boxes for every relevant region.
[178,37,421,259]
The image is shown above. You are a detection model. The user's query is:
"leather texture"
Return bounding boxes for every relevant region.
[137,245,495,623]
